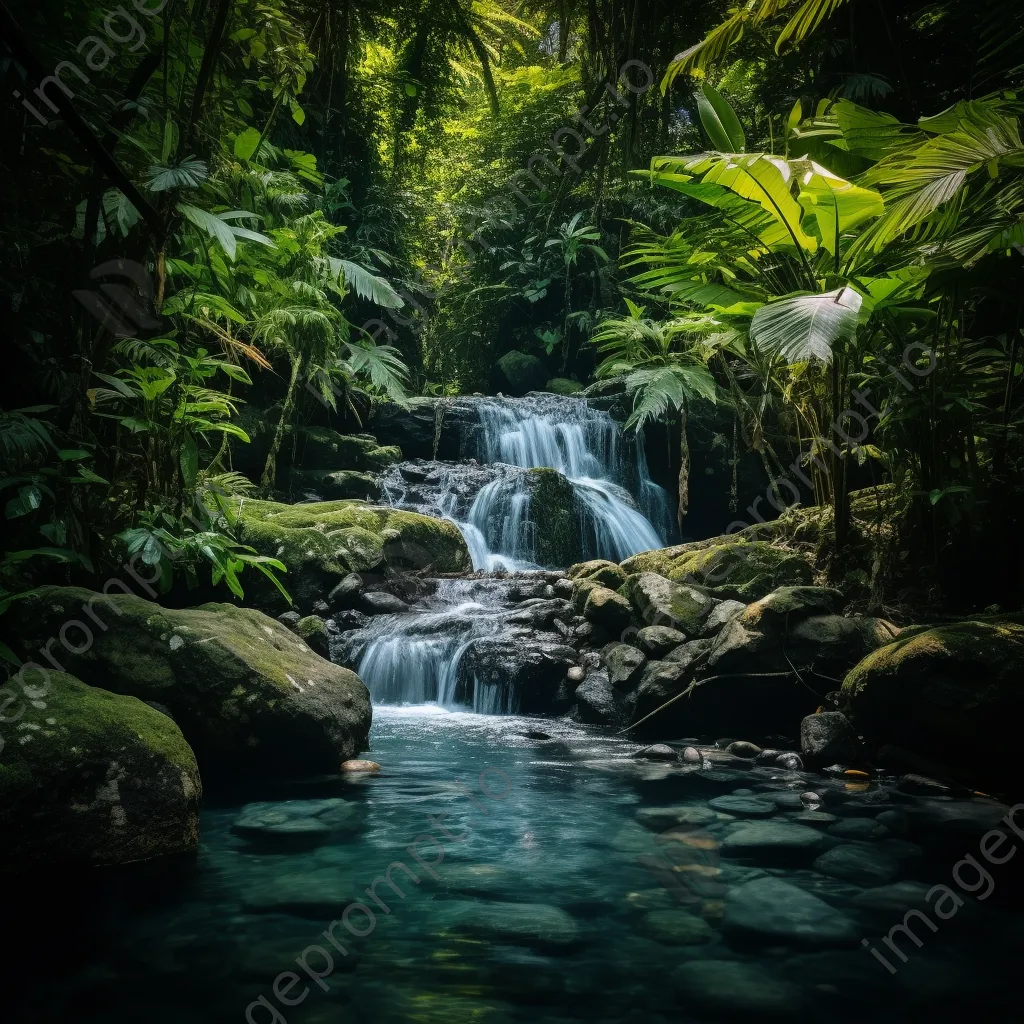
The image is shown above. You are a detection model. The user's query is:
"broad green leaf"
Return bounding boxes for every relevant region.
[233,127,262,161]
[180,435,199,488]
[696,84,746,153]
[750,286,863,364]
[794,160,884,254]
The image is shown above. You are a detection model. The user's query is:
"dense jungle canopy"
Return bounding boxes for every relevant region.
[2,0,1024,630]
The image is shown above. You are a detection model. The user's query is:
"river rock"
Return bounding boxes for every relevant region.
[742,585,847,628]
[450,900,579,947]
[813,843,902,885]
[703,598,746,634]
[726,740,762,759]
[852,881,933,915]
[583,586,633,632]
[359,591,409,615]
[635,625,687,658]
[7,586,372,777]
[828,817,890,840]
[491,350,549,396]
[801,711,860,767]
[672,959,801,1015]
[624,573,714,635]
[575,671,620,724]
[278,610,301,628]
[290,468,381,501]
[333,609,369,632]
[602,643,647,689]
[295,615,329,657]
[633,744,680,762]
[721,821,827,860]
[841,618,1024,787]
[708,795,776,818]
[724,876,859,945]
[643,909,713,945]
[569,559,628,589]
[0,673,201,868]
[232,798,358,842]
[327,572,364,610]
[636,805,718,831]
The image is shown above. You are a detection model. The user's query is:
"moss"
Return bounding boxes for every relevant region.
[289,469,381,501]
[7,587,372,777]
[622,538,813,601]
[524,468,582,568]
[0,673,201,867]
[296,615,328,641]
[235,497,471,608]
[569,559,628,589]
[295,426,400,472]
[544,377,582,395]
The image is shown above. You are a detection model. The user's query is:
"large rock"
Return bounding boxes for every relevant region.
[622,538,814,601]
[288,469,380,501]
[723,876,859,946]
[0,673,200,867]
[491,350,550,396]
[235,498,471,610]
[801,711,859,767]
[636,625,687,658]
[841,619,1024,786]
[525,468,582,568]
[568,559,628,590]
[575,671,620,724]
[7,587,371,776]
[460,631,577,713]
[672,960,801,1016]
[623,573,714,635]
[294,427,400,472]
[602,643,647,689]
[583,586,633,633]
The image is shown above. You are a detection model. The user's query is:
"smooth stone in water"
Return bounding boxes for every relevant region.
[828,817,890,840]
[813,843,902,886]
[672,959,802,1015]
[789,810,840,827]
[643,909,714,945]
[727,740,763,759]
[852,881,933,914]
[341,759,381,772]
[721,821,827,859]
[449,901,579,948]
[708,795,777,818]
[636,805,718,831]
[724,876,859,946]
[770,791,806,810]
[681,746,702,764]
[634,744,680,762]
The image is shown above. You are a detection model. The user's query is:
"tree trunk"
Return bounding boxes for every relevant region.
[677,400,690,530]
[262,352,304,490]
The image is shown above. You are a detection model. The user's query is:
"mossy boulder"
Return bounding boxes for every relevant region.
[491,350,549,396]
[289,469,381,501]
[623,573,715,637]
[0,673,200,868]
[841,619,1024,785]
[295,615,330,658]
[583,586,633,633]
[544,377,582,395]
[569,559,628,589]
[7,587,371,777]
[525,468,582,568]
[621,539,813,601]
[235,498,472,610]
[295,427,400,472]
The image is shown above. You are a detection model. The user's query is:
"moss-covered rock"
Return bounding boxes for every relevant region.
[525,468,582,568]
[295,427,400,472]
[295,615,330,658]
[6,587,371,777]
[544,377,582,395]
[623,573,715,637]
[568,558,628,589]
[0,673,200,867]
[289,469,381,501]
[235,498,472,610]
[842,619,1024,784]
[621,539,813,601]
[491,350,549,396]
[583,586,633,633]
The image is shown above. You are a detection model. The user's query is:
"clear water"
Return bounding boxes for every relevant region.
[19,706,1021,1023]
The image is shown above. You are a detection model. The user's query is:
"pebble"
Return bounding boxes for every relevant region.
[341,759,381,772]
[721,821,827,860]
[723,876,859,946]
[707,795,777,818]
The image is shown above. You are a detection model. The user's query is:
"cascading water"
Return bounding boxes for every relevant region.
[344,394,674,710]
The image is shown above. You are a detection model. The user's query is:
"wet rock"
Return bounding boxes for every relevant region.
[327,572,364,611]
[681,746,703,764]
[742,585,847,628]
[566,665,585,683]
[672,959,802,1015]
[708,795,776,817]
[703,598,746,635]
[340,759,381,772]
[851,881,932,915]
[636,625,688,658]
[634,744,680,762]
[491,350,549,396]
[241,867,352,917]
[789,810,840,827]
[278,610,301,629]
[624,573,714,635]
[359,591,409,615]
[509,597,572,629]
[583,586,633,632]
[575,671,620,724]
[813,843,902,886]
[768,791,806,810]
[464,633,578,714]
[727,740,763,759]
[450,901,579,947]
[801,711,860,767]
[602,643,647,689]
[636,805,719,831]
[721,821,827,860]
[643,909,713,945]
[663,637,713,668]
[332,609,369,632]
[232,798,358,843]
[291,468,380,501]
[724,876,859,946]
[828,818,890,840]
[776,752,804,770]
[897,773,953,796]
[553,577,573,598]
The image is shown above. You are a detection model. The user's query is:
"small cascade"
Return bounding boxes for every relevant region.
[333,578,528,711]
[378,394,672,570]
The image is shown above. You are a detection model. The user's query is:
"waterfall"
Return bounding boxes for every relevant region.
[378,395,672,570]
